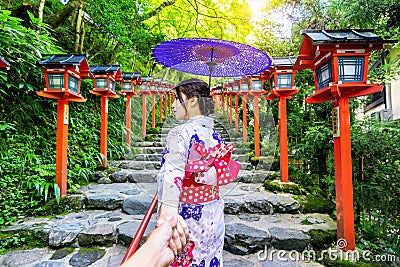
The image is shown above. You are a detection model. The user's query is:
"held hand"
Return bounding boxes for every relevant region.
[157,205,189,255]
[121,218,176,267]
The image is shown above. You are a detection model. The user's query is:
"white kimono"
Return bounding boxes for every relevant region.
[157,115,226,267]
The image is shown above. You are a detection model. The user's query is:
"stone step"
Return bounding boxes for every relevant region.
[130,141,164,147]
[144,136,243,144]
[130,146,165,154]
[109,165,264,183]
[1,183,336,255]
[0,243,326,267]
[128,151,248,163]
[62,182,296,216]
[116,160,161,170]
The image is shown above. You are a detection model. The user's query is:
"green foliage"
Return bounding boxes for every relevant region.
[0,11,142,226]
[0,230,47,254]
[351,119,400,255]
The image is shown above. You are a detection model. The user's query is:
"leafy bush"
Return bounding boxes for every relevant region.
[0,12,143,226]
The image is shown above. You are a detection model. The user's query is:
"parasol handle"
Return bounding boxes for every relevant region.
[207,47,216,88]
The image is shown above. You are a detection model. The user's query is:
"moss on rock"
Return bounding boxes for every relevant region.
[263,180,303,195]
[50,247,75,260]
[38,195,84,216]
[299,195,335,215]
[308,229,336,250]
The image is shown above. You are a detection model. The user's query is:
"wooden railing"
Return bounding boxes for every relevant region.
[120,192,158,265]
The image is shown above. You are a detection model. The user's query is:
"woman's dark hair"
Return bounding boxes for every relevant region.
[174,78,215,115]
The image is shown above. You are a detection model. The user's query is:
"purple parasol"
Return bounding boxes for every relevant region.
[152,38,272,78]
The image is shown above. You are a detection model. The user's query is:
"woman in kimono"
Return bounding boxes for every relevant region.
[157,78,239,267]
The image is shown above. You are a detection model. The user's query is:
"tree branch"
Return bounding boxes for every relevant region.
[45,0,81,28]
[141,0,177,21]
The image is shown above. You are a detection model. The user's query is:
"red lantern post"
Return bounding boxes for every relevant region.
[120,72,141,147]
[237,77,250,142]
[158,81,167,123]
[89,65,122,166]
[226,79,235,124]
[249,74,267,158]
[37,54,93,196]
[264,57,299,183]
[294,29,396,251]
[138,77,154,138]
[165,83,174,118]
[232,77,241,132]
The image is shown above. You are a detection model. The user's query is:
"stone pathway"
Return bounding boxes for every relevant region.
[1,115,334,266]
[0,182,334,266]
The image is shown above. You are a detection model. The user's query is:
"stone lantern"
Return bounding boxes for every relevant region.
[294,29,396,250]
[37,54,93,196]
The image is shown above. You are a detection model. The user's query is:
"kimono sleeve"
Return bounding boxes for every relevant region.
[157,126,188,208]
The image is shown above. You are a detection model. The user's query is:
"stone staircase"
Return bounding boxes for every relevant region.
[0,115,335,267]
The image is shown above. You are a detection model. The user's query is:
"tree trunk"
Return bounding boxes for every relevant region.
[79,21,86,54]
[46,0,80,28]
[38,0,46,22]
[74,2,84,53]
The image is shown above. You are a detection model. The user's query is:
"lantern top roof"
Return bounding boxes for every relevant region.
[142,76,154,82]
[38,54,88,66]
[122,72,141,79]
[300,29,389,45]
[271,57,297,68]
[37,54,93,78]
[295,29,397,70]
[0,56,10,68]
[90,65,122,81]
[90,65,120,74]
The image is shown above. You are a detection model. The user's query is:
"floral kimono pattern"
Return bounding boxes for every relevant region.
[158,115,227,267]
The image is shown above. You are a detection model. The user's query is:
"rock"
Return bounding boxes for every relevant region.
[242,198,272,214]
[121,188,140,195]
[78,224,116,246]
[307,229,336,250]
[238,214,260,222]
[109,171,128,183]
[117,221,156,245]
[50,248,75,260]
[264,180,303,195]
[239,172,266,183]
[269,227,310,252]
[264,215,281,223]
[34,261,64,267]
[95,212,122,219]
[91,171,105,182]
[109,217,122,222]
[86,194,124,210]
[300,216,326,225]
[224,215,234,223]
[75,214,89,220]
[224,258,254,267]
[127,170,157,183]
[69,248,105,267]
[49,223,85,247]
[267,195,299,214]
[224,198,242,214]
[122,195,153,215]
[107,254,125,267]
[299,195,335,214]
[0,248,52,267]
[225,223,271,254]
[97,177,113,184]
